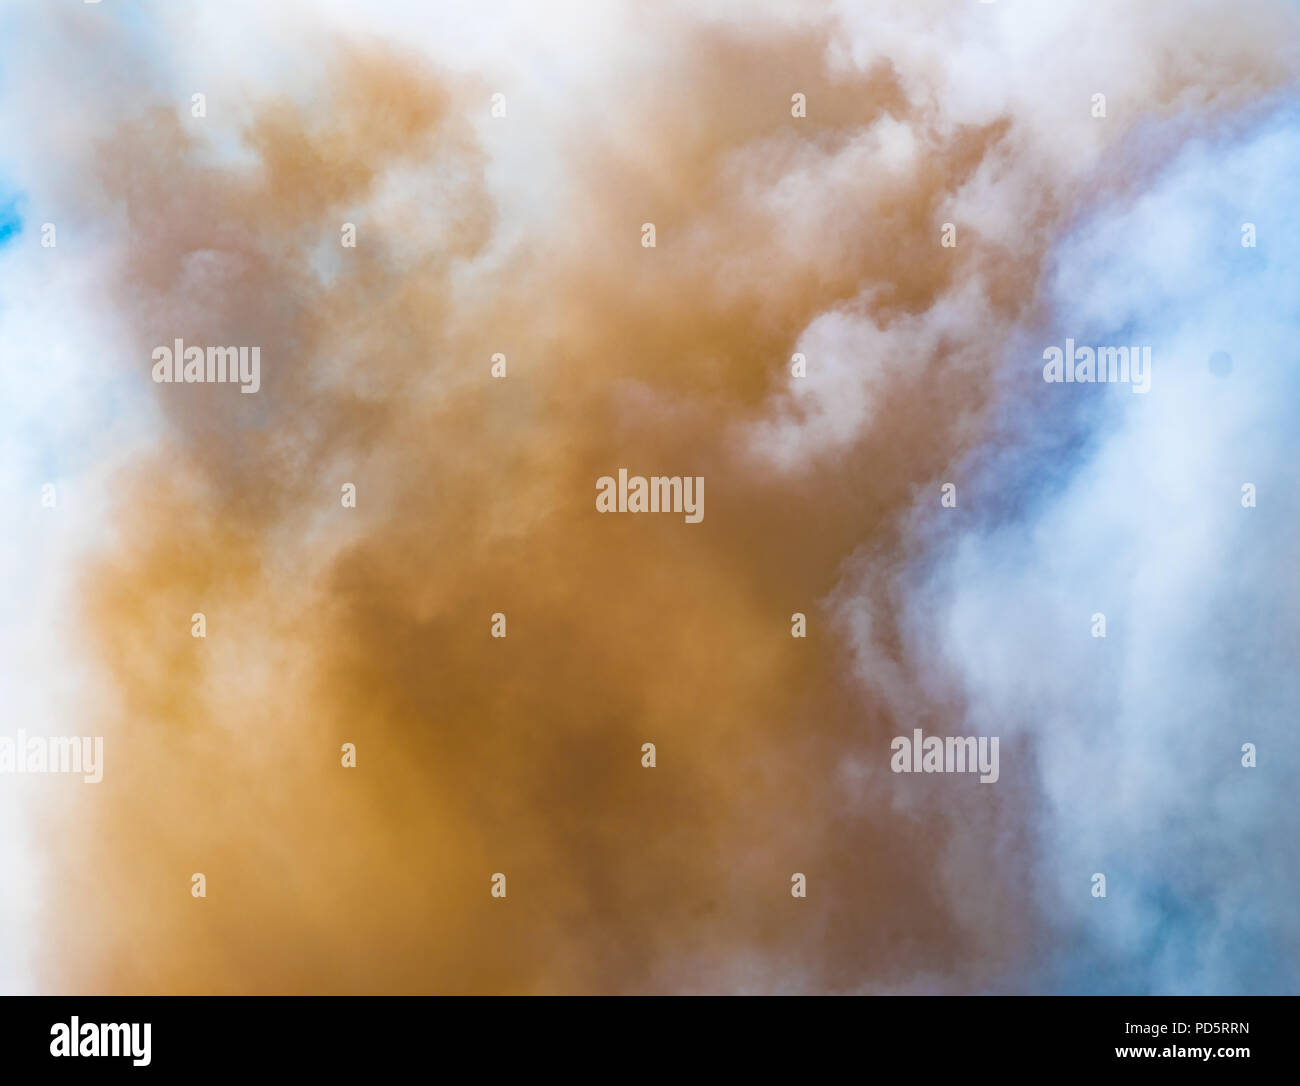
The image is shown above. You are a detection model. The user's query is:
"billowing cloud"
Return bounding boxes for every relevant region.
[0,0,1296,994]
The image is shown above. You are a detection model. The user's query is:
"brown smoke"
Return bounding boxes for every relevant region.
[36,6,1298,993]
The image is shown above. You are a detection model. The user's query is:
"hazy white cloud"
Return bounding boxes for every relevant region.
[857,107,1300,992]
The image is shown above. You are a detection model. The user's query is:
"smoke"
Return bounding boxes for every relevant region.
[3,0,1297,993]
[892,111,1300,993]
